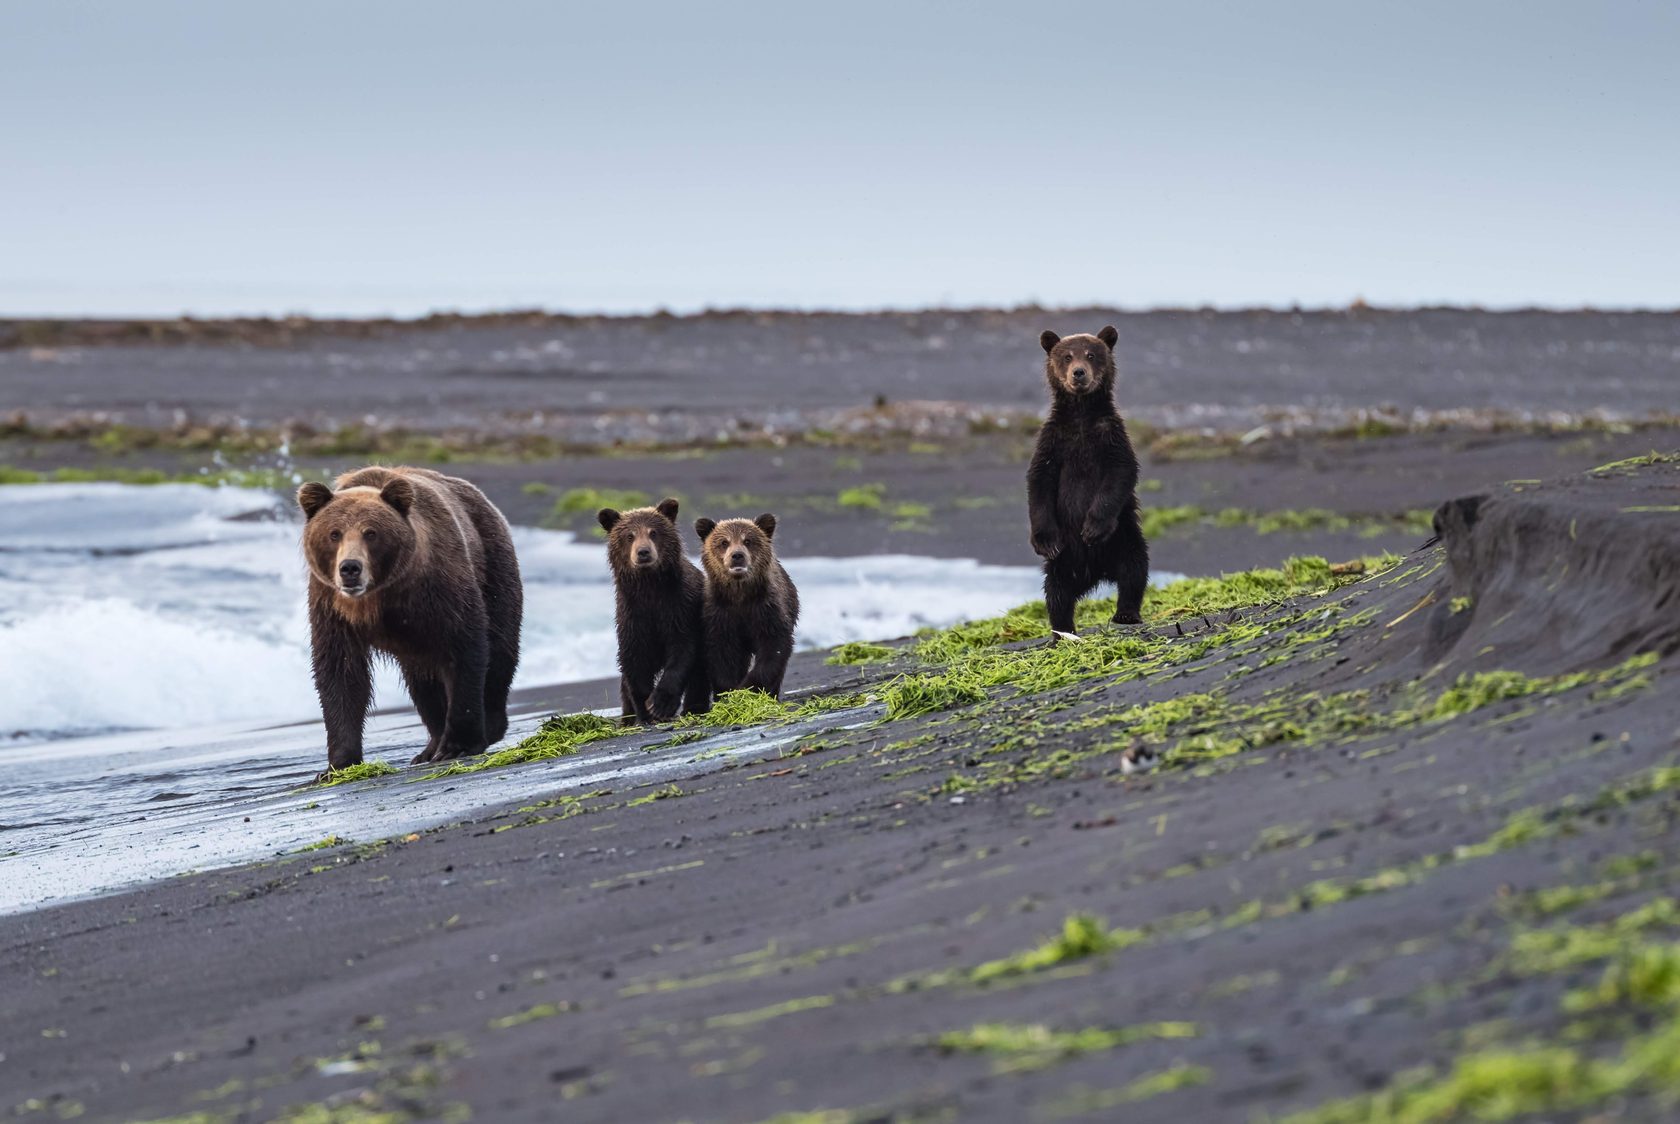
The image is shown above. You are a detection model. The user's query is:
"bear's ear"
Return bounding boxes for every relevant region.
[1098,325,1119,349]
[380,476,415,516]
[297,482,334,520]
[754,513,778,540]
[598,508,622,533]
[694,517,716,542]
[655,497,681,523]
[1039,330,1061,354]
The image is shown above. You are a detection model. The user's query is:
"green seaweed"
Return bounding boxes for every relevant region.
[882,673,988,721]
[316,762,400,787]
[935,1020,1196,1073]
[549,487,651,518]
[681,689,790,727]
[967,914,1143,984]
[293,834,350,853]
[836,483,886,509]
[423,712,622,778]
[825,641,895,666]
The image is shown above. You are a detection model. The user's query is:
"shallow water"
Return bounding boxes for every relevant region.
[0,483,1179,914]
[0,703,875,914]
[0,484,1047,742]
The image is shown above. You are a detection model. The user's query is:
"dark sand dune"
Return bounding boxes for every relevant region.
[4,459,1678,1122]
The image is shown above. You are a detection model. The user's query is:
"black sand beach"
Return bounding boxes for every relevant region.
[4,456,1679,1122]
[3,310,1680,1122]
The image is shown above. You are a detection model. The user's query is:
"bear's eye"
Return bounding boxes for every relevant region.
[329,529,342,543]
[364,528,377,540]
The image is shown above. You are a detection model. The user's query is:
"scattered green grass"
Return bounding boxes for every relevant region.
[789,691,870,718]
[968,914,1143,984]
[826,641,896,666]
[626,783,684,807]
[487,1002,571,1029]
[1508,898,1680,976]
[936,1020,1197,1073]
[423,712,622,778]
[0,464,299,489]
[1138,504,1432,540]
[882,673,988,721]
[1043,1063,1213,1117]
[549,487,651,517]
[315,762,400,787]
[293,834,350,853]
[520,481,553,495]
[682,689,790,727]
[1589,451,1679,475]
[836,483,886,510]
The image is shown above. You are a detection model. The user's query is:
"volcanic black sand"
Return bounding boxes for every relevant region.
[4,310,1680,1122]
[4,453,1680,1123]
[5,307,1680,574]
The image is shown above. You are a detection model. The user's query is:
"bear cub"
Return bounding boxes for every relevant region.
[599,498,711,724]
[298,465,523,772]
[693,513,801,698]
[1028,326,1151,634]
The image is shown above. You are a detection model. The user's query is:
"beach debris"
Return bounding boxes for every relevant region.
[1120,741,1160,776]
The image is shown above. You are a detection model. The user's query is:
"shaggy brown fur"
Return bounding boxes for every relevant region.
[1028,326,1150,633]
[693,513,800,698]
[298,466,522,772]
[599,498,711,724]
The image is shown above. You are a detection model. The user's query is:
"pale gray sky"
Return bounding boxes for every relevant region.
[3,1,1676,316]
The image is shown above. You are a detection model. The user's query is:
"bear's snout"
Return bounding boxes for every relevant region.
[338,558,365,589]
[727,549,750,573]
[1069,365,1091,389]
[633,543,657,567]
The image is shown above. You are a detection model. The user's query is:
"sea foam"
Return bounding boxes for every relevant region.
[0,484,1050,742]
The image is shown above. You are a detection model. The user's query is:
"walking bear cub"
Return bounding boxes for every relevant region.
[1028,326,1151,634]
[298,466,523,772]
[693,514,800,698]
[599,498,711,724]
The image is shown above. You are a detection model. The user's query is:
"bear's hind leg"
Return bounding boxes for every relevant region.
[1108,514,1151,626]
[1044,556,1089,637]
[482,641,517,746]
[403,664,450,764]
[436,632,491,758]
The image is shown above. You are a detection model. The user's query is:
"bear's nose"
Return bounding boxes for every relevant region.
[338,559,363,583]
[1071,367,1089,383]
[728,551,748,567]
[635,545,654,563]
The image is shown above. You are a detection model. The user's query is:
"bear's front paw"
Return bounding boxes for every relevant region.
[1031,528,1061,559]
[1081,513,1117,544]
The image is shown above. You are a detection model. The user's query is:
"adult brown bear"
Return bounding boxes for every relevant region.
[297,466,522,772]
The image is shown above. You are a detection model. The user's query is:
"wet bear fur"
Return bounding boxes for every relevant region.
[298,465,523,772]
[693,513,801,698]
[598,498,711,724]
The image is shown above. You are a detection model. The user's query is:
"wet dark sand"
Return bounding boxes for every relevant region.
[4,310,1680,1121]
[3,461,1679,1122]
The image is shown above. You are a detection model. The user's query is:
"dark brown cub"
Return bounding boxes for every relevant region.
[598,497,711,724]
[1028,326,1150,634]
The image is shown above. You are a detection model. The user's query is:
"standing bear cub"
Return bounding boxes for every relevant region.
[599,498,711,724]
[298,466,523,772]
[1028,326,1151,634]
[693,513,800,698]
